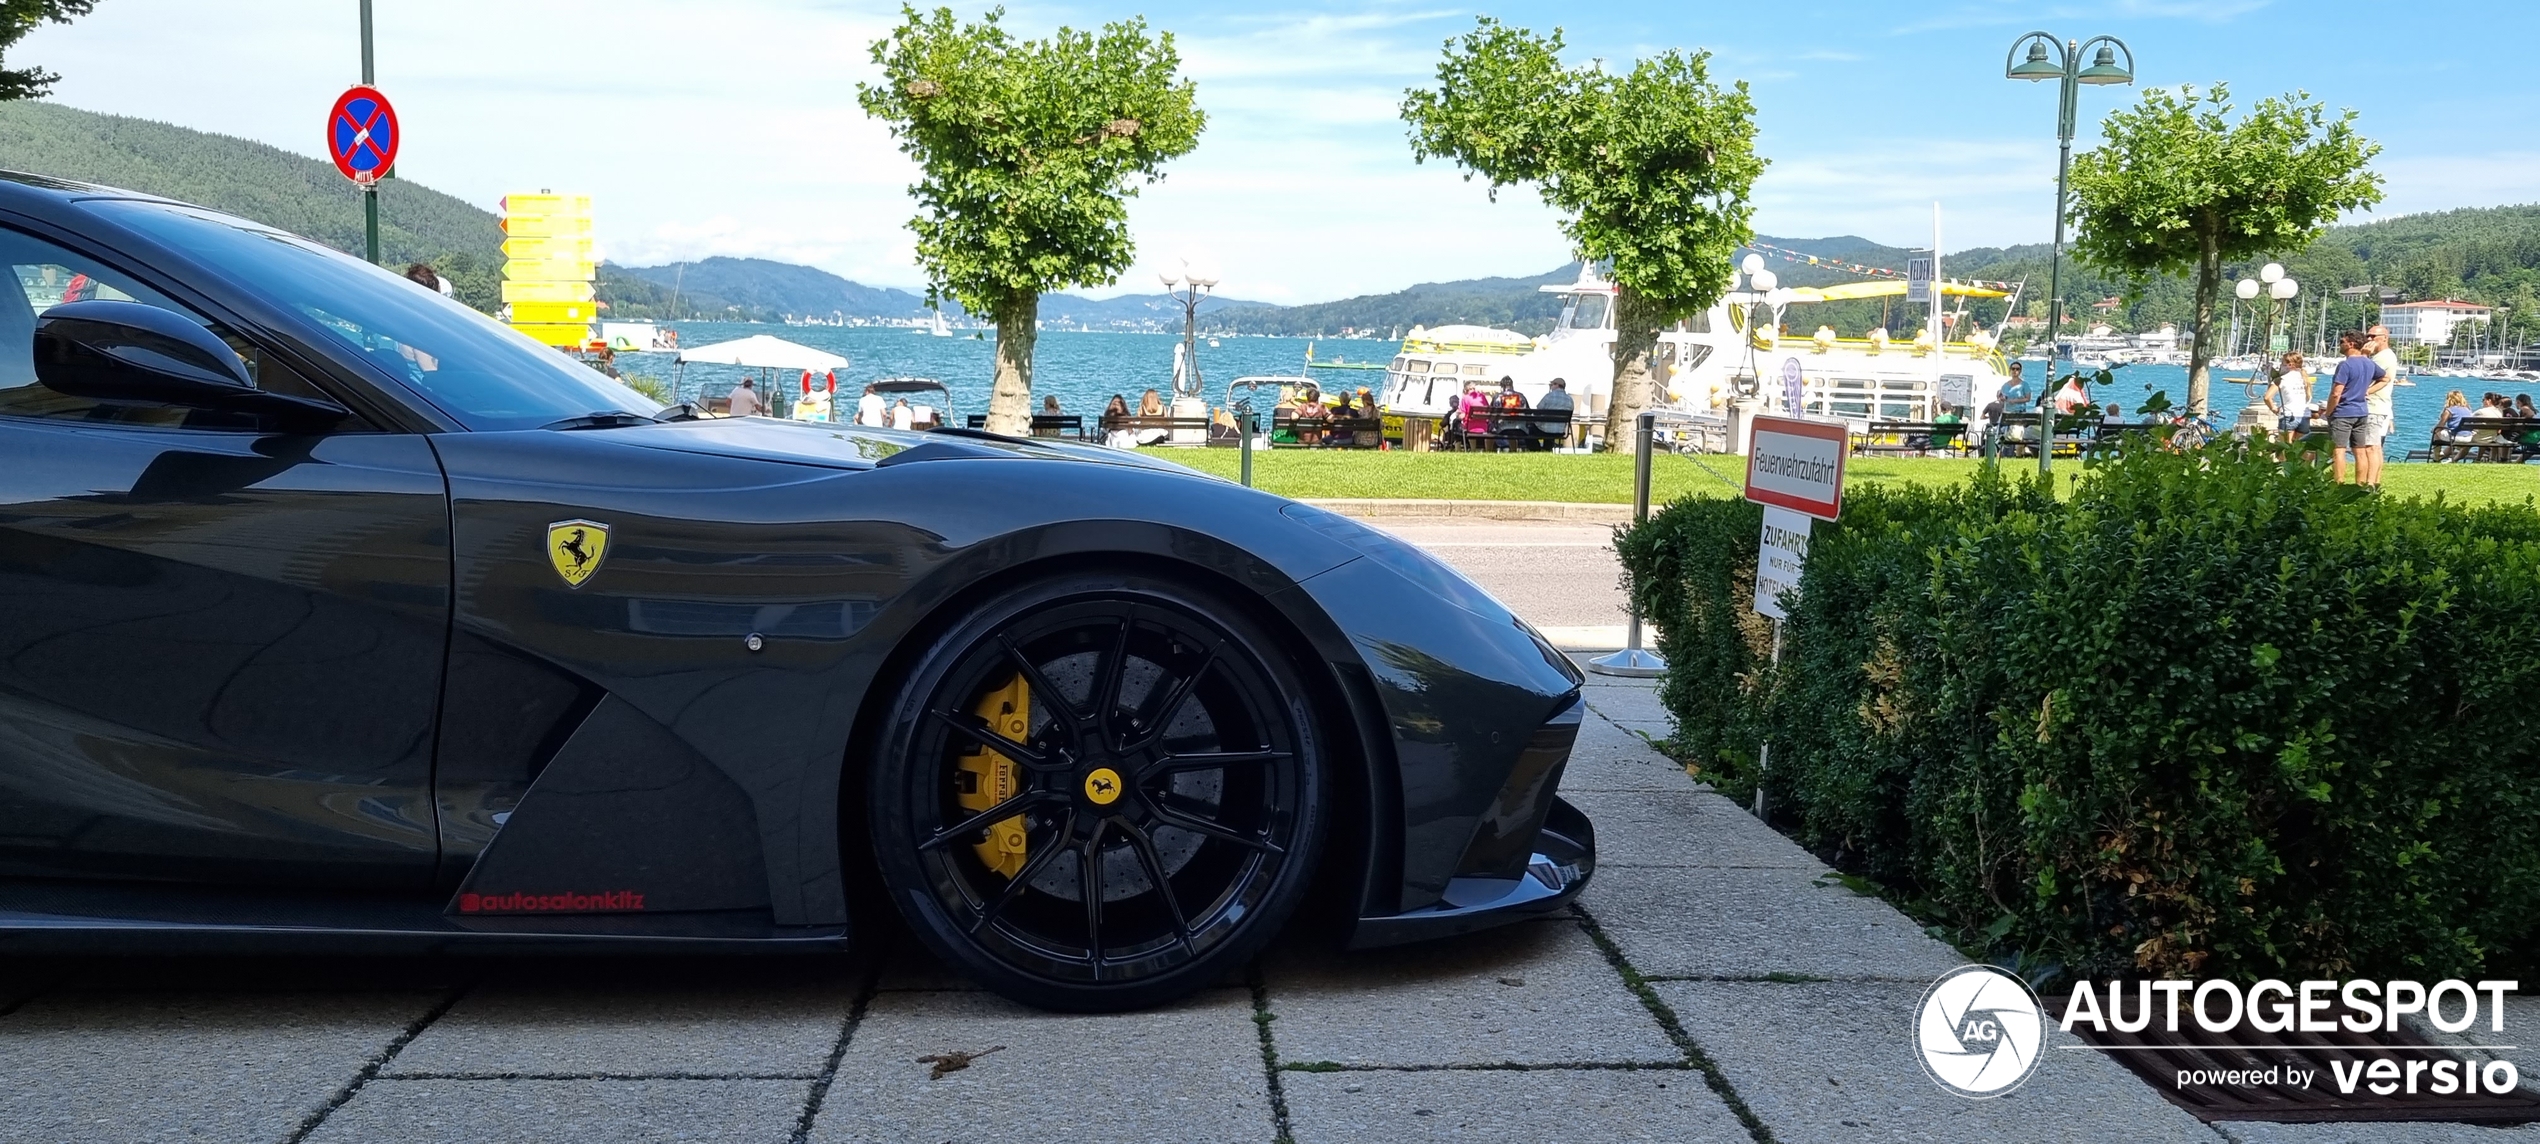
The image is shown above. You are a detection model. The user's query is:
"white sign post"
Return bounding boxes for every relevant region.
[1906,255,1934,305]
[1743,415,1846,817]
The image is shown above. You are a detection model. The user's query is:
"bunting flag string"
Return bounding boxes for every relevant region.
[1741,241,2022,292]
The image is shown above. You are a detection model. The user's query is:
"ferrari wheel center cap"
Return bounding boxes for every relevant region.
[1081,767,1125,806]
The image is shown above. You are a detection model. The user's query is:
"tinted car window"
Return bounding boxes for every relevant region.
[91,200,658,431]
[0,224,344,431]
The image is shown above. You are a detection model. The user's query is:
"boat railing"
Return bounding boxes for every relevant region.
[1399,337,1536,357]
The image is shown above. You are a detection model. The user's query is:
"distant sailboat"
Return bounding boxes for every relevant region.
[930,309,952,337]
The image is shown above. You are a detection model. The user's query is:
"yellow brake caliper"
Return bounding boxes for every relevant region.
[953,673,1030,879]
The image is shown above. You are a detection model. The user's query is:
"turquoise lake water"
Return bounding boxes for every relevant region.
[625,321,2513,453]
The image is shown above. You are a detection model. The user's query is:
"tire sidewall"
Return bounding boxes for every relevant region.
[867,570,1328,1011]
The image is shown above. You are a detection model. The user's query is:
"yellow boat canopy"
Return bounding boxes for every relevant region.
[1788,280,2011,303]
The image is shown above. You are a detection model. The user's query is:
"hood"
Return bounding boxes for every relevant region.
[598,416,1217,479]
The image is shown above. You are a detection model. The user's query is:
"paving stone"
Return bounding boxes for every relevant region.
[0,991,436,1144]
[1284,1066,1751,1143]
[1561,718,1702,794]
[1265,919,1676,1067]
[1653,980,2219,1143]
[304,1077,810,1143]
[389,981,854,1078]
[810,987,1272,1144]
[2403,993,2540,1098]
[1582,686,1673,735]
[2214,1122,2540,1143]
[1581,864,1958,981]
[1563,790,1824,869]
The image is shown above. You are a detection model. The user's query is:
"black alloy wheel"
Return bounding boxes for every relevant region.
[869,572,1327,1011]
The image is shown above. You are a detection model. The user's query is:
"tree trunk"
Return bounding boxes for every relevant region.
[1600,285,1664,453]
[987,293,1038,436]
[2186,224,2221,417]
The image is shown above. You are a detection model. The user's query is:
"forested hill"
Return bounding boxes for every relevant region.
[0,100,508,310]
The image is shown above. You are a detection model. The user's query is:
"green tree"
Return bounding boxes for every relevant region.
[1401,18,1763,450]
[2066,83,2381,414]
[859,6,1202,434]
[1,1,93,102]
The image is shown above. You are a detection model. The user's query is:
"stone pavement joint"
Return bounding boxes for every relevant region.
[786,960,880,1144]
[282,986,467,1144]
[1572,903,1779,1144]
[1248,964,1299,1144]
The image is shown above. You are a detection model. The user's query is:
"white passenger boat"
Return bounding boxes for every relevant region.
[1375,265,2018,444]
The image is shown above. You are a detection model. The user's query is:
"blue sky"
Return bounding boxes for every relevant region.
[21,1,2539,302]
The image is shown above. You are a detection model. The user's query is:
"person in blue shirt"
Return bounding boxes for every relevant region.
[2323,331,2387,485]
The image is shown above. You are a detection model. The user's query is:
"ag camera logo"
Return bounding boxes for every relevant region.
[1916,965,2047,1098]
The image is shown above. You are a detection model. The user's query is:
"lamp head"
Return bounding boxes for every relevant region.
[2076,41,2134,85]
[2260,262,2285,283]
[1740,253,1765,276]
[2271,277,2299,301]
[1750,269,1777,293]
[2008,37,2061,82]
[1159,271,1183,289]
[2235,279,2261,301]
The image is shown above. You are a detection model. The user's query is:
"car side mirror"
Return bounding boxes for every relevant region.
[34,299,346,426]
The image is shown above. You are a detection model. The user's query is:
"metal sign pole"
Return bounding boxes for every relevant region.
[1754,616,1780,818]
[1589,411,1666,677]
[359,0,380,265]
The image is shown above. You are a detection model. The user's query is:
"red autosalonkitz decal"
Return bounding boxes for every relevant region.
[459,890,646,913]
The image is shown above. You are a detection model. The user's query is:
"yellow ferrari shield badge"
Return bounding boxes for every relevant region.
[546,519,610,588]
[1083,767,1124,806]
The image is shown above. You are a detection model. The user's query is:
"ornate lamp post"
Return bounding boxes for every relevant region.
[1159,256,1219,399]
[2006,31,2134,474]
[2231,264,2300,434]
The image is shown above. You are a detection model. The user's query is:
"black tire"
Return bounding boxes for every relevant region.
[868,571,1328,1011]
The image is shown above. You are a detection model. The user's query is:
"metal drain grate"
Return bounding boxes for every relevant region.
[2059,999,2540,1124]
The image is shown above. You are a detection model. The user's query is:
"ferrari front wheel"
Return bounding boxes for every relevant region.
[868,572,1328,1011]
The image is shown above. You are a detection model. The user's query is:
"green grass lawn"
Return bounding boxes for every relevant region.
[1161,447,2540,507]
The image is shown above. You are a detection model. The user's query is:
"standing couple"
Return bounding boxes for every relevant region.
[2323,324,2399,486]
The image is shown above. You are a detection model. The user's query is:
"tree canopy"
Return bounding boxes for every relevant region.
[1402,17,1763,449]
[859,5,1202,433]
[1,1,95,102]
[2067,83,2381,413]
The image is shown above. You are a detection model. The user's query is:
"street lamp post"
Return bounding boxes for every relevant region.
[2006,31,2134,475]
[2230,264,2300,435]
[1159,257,1218,400]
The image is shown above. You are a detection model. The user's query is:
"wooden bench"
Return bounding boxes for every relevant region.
[1852,421,1969,456]
[1988,411,2105,457]
[1096,414,1216,445]
[2448,417,2540,463]
[965,413,1086,439]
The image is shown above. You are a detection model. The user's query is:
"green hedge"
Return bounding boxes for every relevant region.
[1617,441,2540,981]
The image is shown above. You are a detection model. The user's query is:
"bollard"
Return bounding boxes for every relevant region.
[1588,411,1667,678]
[1239,409,1255,488]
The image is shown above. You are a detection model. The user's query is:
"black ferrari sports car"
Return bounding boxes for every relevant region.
[0,172,1593,1011]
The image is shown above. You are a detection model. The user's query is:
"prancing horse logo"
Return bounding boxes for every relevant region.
[546,519,611,588]
[1083,767,1123,806]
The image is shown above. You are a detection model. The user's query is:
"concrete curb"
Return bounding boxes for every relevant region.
[1301,498,1634,524]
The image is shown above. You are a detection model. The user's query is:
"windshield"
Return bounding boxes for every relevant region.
[90,200,660,430]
